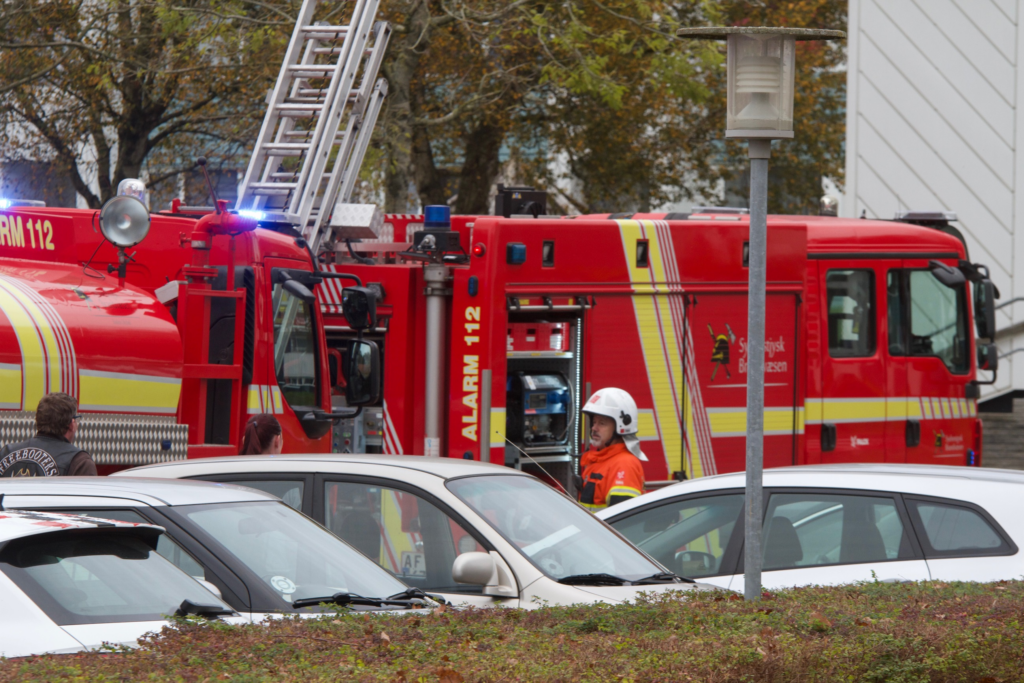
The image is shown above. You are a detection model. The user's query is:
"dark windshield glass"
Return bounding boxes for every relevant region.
[447,475,663,582]
[178,500,407,609]
[271,280,319,408]
[0,531,230,625]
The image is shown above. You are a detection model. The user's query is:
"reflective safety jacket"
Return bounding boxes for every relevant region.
[578,442,644,511]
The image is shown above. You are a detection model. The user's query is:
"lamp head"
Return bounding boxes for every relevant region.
[99,195,151,248]
[676,27,845,140]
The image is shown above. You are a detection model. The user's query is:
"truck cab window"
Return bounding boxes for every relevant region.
[826,269,876,357]
[908,271,968,373]
[271,281,320,409]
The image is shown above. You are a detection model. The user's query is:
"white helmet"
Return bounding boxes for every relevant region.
[582,388,648,461]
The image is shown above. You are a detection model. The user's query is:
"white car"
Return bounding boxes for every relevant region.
[597,464,1024,590]
[0,508,241,658]
[0,478,433,622]
[120,455,717,607]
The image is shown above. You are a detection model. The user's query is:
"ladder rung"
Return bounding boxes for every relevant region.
[248,182,298,189]
[276,102,325,111]
[269,172,299,179]
[282,131,315,139]
[301,25,350,37]
[262,142,311,150]
[312,47,345,55]
[288,64,337,74]
[252,188,295,196]
[297,89,358,101]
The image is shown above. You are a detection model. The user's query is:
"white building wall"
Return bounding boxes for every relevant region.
[846,0,1022,399]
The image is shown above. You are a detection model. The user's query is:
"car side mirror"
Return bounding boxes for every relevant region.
[194,577,223,600]
[978,342,998,372]
[452,551,517,597]
[974,278,997,340]
[345,340,380,406]
[342,286,377,331]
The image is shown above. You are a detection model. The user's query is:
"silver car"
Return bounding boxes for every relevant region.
[120,455,718,608]
[0,478,432,621]
[0,509,241,658]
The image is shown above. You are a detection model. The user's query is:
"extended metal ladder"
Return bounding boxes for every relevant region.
[236,0,390,252]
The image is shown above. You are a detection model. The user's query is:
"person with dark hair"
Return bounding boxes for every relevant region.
[241,413,283,455]
[0,393,97,477]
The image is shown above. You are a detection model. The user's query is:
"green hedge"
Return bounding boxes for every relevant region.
[4,581,1024,682]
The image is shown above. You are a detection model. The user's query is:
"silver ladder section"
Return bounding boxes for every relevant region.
[236,0,391,252]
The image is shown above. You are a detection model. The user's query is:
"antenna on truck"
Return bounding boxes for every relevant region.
[234,0,391,254]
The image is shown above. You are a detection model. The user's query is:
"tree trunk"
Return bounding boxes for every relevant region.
[382,1,433,213]
[412,122,450,206]
[454,123,504,215]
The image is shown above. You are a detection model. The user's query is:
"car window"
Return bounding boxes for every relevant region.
[0,531,232,626]
[179,500,407,608]
[324,481,486,594]
[447,475,665,583]
[763,493,912,571]
[906,499,1010,557]
[609,494,743,578]
[225,480,304,511]
[59,509,206,580]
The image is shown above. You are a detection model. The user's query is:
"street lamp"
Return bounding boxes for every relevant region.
[677,26,845,602]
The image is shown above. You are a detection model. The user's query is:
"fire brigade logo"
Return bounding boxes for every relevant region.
[0,448,59,477]
[708,323,737,380]
[934,430,945,450]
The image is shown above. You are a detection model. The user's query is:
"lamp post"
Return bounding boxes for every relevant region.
[677,26,845,601]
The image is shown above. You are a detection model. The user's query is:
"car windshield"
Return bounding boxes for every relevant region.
[176,500,407,608]
[0,530,231,626]
[446,475,664,582]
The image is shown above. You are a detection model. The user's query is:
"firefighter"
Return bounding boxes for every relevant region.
[0,393,97,477]
[241,413,283,455]
[577,388,646,511]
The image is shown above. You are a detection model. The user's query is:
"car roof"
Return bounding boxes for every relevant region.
[0,509,161,543]
[0,476,277,507]
[123,453,535,481]
[598,464,1024,517]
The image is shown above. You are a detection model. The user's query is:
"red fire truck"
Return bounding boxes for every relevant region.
[0,0,999,482]
[319,206,998,485]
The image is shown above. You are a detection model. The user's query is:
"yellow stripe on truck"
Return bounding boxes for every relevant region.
[0,277,62,408]
[0,362,21,409]
[618,219,685,477]
[78,369,180,415]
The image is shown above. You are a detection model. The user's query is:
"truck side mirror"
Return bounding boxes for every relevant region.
[342,287,377,331]
[282,277,315,304]
[327,348,342,389]
[929,260,966,288]
[974,279,997,341]
[978,342,998,373]
[345,340,380,405]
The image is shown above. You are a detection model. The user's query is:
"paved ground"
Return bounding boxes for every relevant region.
[981,400,1024,470]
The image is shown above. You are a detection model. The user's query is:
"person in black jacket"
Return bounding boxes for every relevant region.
[0,393,97,476]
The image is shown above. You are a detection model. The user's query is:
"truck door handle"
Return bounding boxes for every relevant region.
[905,420,920,447]
[821,423,837,452]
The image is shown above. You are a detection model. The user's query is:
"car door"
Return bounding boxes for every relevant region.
[316,475,515,608]
[604,491,744,590]
[903,495,1019,582]
[729,489,930,590]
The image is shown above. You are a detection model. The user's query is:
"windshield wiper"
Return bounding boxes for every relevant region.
[386,587,444,605]
[557,573,629,586]
[175,599,237,619]
[291,592,422,610]
[632,572,695,585]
